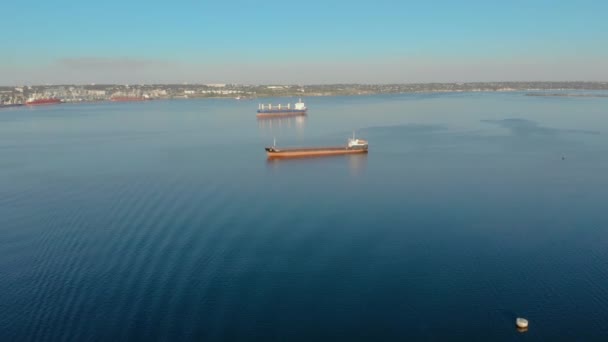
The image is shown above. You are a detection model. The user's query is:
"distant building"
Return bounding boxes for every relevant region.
[87,90,106,96]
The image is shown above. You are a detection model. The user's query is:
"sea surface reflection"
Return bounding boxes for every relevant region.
[1,93,608,341]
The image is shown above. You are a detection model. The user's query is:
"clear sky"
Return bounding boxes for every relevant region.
[1,0,607,85]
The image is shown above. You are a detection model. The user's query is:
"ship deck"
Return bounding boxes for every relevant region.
[265,146,368,158]
[267,146,349,152]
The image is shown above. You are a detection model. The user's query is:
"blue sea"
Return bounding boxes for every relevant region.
[1,92,608,341]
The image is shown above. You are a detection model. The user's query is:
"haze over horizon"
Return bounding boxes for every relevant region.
[2,0,608,86]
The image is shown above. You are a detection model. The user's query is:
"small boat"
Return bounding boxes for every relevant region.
[265,133,368,158]
[0,103,23,108]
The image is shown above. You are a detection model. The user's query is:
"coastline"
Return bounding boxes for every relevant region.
[2,82,608,108]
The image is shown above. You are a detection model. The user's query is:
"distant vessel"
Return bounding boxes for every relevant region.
[25,98,61,106]
[110,96,150,102]
[0,104,23,108]
[257,98,307,118]
[265,133,368,158]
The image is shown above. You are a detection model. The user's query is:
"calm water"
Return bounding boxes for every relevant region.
[1,92,608,341]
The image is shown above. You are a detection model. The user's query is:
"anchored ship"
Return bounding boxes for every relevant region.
[257,98,307,118]
[265,134,368,158]
[25,98,62,106]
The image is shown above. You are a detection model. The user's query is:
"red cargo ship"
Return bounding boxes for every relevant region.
[25,98,62,106]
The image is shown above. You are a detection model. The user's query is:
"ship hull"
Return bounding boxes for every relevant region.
[256,110,307,118]
[265,146,368,158]
[25,99,61,106]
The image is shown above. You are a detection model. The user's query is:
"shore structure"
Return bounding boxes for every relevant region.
[265,133,368,158]
[110,95,151,102]
[257,98,307,118]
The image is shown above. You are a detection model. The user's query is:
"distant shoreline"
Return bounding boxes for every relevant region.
[4,89,608,109]
[3,82,608,106]
[525,93,608,98]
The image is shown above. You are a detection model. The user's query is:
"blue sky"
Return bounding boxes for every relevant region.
[1,0,607,84]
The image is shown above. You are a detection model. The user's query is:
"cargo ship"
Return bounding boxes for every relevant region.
[257,98,307,118]
[265,134,368,158]
[25,98,62,106]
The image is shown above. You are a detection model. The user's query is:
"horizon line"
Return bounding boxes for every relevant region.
[2,80,608,87]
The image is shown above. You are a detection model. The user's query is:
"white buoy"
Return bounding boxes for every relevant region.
[516,317,529,329]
